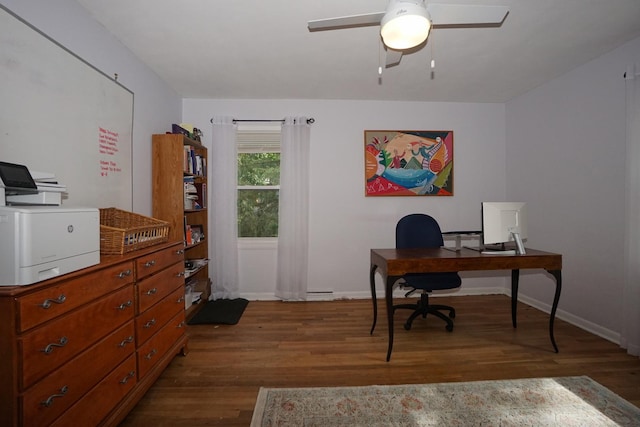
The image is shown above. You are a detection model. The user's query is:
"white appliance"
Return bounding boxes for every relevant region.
[0,206,100,286]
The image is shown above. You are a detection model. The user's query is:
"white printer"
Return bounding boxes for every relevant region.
[0,161,100,286]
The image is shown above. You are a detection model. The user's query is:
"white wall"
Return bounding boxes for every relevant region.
[0,0,182,215]
[183,99,510,299]
[506,35,640,341]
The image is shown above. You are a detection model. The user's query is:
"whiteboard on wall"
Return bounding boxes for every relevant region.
[0,6,133,210]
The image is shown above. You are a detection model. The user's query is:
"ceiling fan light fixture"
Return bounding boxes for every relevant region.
[380,2,430,50]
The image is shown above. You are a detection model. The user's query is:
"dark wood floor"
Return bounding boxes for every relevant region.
[120,295,640,426]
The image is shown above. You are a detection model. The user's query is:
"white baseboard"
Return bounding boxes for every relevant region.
[240,287,505,301]
[240,292,281,301]
[514,293,621,345]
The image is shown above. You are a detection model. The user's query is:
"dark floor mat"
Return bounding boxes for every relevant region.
[187,298,249,325]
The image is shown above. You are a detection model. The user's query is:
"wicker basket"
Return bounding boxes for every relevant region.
[99,208,170,254]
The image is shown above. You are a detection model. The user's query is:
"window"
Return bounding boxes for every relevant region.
[237,126,281,238]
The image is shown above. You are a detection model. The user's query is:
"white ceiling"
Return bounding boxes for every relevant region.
[75,0,640,103]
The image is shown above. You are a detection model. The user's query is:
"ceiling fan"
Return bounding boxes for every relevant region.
[308,0,509,67]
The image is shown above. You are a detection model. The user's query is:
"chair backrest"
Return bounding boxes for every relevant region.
[396,214,444,249]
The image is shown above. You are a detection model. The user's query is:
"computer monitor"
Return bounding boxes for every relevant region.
[482,202,527,254]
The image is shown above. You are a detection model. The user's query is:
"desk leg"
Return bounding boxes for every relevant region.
[369,265,397,361]
[511,269,520,328]
[370,264,378,335]
[385,276,396,362]
[547,269,562,353]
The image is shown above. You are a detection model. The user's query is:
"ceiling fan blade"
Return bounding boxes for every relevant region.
[426,4,509,26]
[385,49,403,67]
[308,12,385,31]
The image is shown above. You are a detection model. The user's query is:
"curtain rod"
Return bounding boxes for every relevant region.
[210,118,315,124]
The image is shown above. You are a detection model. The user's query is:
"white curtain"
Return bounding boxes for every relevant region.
[622,64,640,356]
[210,116,239,300]
[275,117,311,300]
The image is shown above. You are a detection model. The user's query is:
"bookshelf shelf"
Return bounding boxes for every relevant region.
[152,133,211,320]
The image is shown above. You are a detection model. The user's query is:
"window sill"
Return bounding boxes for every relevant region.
[238,238,278,250]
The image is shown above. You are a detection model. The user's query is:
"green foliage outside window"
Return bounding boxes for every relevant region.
[237,152,280,237]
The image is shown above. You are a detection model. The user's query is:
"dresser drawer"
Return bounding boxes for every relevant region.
[136,286,185,346]
[137,261,184,313]
[50,354,138,427]
[19,285,135,389]
[21,321,135,427]
[136,243,184,280]
[17,261,135,333]
[137,311,186,379]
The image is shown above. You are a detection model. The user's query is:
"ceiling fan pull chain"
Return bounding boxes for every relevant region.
[430,30,436,79]
[431,30,435,70]
[378,38,383,77]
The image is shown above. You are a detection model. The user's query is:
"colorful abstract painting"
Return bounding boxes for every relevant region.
[365,130,454,196]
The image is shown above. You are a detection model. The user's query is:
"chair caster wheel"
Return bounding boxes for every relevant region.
[446,324,454,332]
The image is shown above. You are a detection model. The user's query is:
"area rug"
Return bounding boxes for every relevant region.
[250,376,640,426]
[187,298,249,325]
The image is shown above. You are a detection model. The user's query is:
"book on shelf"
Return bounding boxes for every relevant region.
[191,292,203,305]
[184,179,199,210]
[185,259,208,277]
[195,155,203,176]
[183,176,205,210]
[183,146,191,173]
[201,182,207,209]
[182,145,206,176]
[185,278,204,305]
[185,224,192,246]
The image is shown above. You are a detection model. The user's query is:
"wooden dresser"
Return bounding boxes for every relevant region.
[0,241,188,426]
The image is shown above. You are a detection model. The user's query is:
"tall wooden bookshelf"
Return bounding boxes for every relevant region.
[152,133,210,320]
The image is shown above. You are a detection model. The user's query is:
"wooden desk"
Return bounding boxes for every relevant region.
[369,248,562,361]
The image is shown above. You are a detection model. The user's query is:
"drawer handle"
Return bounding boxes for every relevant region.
[177,271,186,278]
[177,296,185,303]
[117,300,133,310]
[41,385,68,407]
[176,249,185,255]
[117,269,132,279]
[145,348,158,360]
[39,294,66,309]
[41,336,68,355]
[177,321,186,329]
[118,336,134,347]
[146,288,158,296]
[143,318,156,329]
[144,260,156,268]
[119,370,136,384]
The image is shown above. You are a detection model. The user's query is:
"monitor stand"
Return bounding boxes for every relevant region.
[465,233,526,255]
[479,233,526,255]
[480,246,517,256]
[511,232,526,255]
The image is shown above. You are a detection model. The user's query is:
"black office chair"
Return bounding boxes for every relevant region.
[394,214,461,332]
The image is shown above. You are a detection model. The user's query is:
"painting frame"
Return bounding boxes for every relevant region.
[365,130,454,197]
